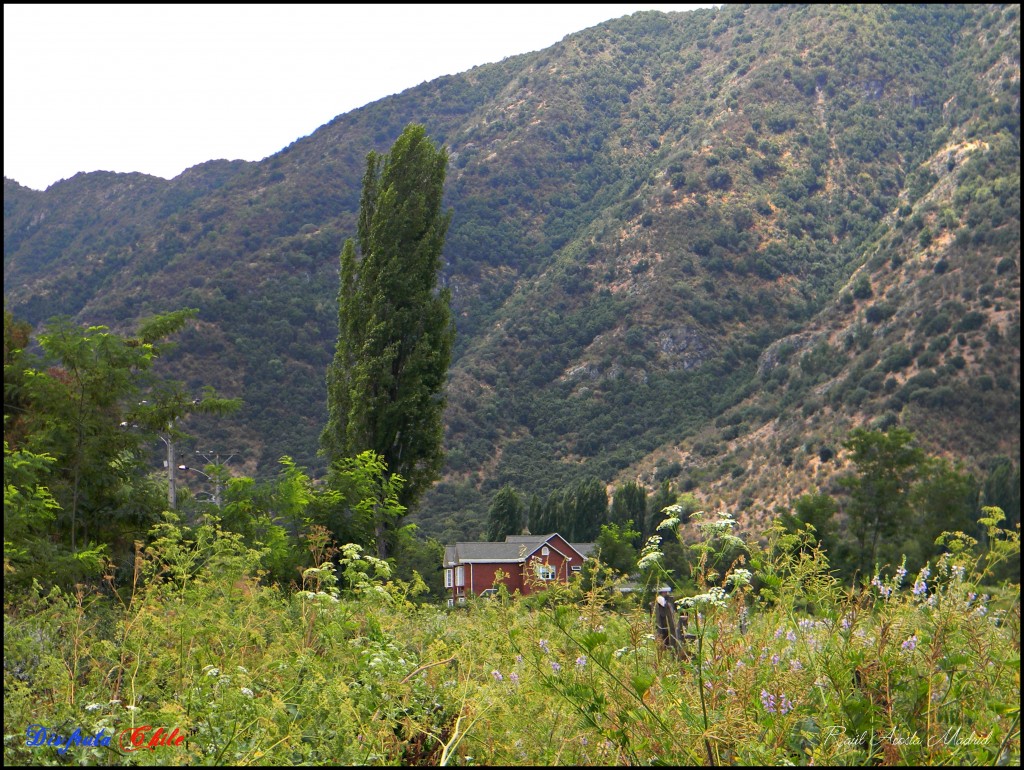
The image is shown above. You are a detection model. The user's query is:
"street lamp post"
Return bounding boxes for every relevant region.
[177,456,232,508]
[122,416,178,510]
[160,430,177,510]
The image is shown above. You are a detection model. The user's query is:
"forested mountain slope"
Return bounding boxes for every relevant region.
[5,4,1019,543]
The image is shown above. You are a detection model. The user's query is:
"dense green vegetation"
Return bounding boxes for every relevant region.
[3,308,240,588]
[4,495,1018,765]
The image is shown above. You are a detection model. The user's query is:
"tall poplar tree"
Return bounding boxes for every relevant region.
[321,124,454,558]
[485,485,524,542]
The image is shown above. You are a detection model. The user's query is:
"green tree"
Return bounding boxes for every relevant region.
[838,427,927,577]
[322,451,407,558]
[485,484,524,541]
[594,521,641,576]
[4,309,239,588]
[530,492,561,536]
[983,457,1020,532]
[320,124,454,559]
[561,477,608,541]
[610,480,648,537]
[526,493,543,535]
[4,309,35,449]
[910,459,978,569]
[779,491,838,545]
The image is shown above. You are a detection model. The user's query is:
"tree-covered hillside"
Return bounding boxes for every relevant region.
[4,4,1019,544]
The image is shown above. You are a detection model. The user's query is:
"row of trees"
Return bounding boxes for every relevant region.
[782,428,1020,582]
[482,426,1020,587]
[485,476,699,546]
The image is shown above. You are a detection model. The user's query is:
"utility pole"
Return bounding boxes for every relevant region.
[161,427,177,510]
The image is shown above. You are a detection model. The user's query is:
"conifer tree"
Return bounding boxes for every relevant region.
[561,477,608,541]
[610,480,648,531]
[321,124,454,558]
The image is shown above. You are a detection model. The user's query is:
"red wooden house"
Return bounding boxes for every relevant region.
[442,533,595,605]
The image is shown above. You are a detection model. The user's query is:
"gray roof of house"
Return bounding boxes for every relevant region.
[443,533,595,566]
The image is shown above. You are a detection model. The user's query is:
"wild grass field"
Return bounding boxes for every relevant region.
[4,508,1019,766]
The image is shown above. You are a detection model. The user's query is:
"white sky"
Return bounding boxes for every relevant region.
[4,3,717,191]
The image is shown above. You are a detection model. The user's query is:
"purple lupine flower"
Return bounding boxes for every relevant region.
[791,659,804,671]
[913,567,930,595]
[894,565,907,584]
[786,630,797,642]
[779,694,794,715]
[576,656,587,668]
[901,634,917,652]
[551,660,562,673]
[539,639,550,653]
[509,672,520,684]
[841,615,852,630]
[492,670,503,682]
[771,654,780,666]
[760,689,776,713]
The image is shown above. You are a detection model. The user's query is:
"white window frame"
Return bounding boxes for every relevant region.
[444,568,454,588]
[447,598,454,607]
[535,563,557,581]
[455,566,465,587]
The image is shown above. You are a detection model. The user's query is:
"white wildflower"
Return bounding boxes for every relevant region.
[657,515,681,532]
[727,568,753,588]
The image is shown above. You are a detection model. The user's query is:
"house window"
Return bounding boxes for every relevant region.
[444,568,454,588]
[541,546,550,556]
[457,596,466,605]
[447,598,454,607]
[535,563,556,581]
[455,566,465,587]
[571,565,582,573]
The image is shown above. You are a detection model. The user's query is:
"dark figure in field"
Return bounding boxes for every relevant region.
[654,586,683,651]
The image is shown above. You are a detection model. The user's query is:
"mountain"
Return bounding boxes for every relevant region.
[4,4,1019,544]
